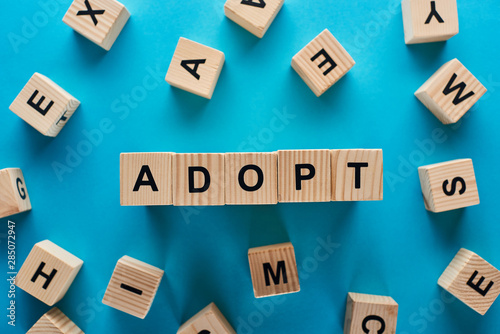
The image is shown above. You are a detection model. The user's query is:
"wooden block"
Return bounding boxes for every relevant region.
[120,153,173,206]
[248,242,300,298]
[438,248,500,315]
[165,38,225,99]
[344,292,398,334]
[63,0,130,51]
[331,149,383,201]
[177,303,236,334]
[102,255,164,319]
[16,240,83,306]
[224,0,284,38]
[402,0,458,44]
[415,58,486,124]
[27,307,84,334]
[291,29,355,97]
[173,153,225,206]
[277,149,331,202]
[418,159,479,213]
[9,73,80,137]
[225,152,277,205]
[0,168,31,219]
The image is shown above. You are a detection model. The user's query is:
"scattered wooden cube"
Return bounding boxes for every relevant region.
[27,307,84,334]
[165,38,225,99]
[63,0,130,51]
[177,303,236,334]
[291,29,355,97]
[0,168,31,219]
[415,58,486,124]
[248,242,300,298]
[9,73,80,137]
[344,292,398,334]
[224,0,284,38]
[438,248,500,315]
[102,255,164,319]
[16,240,83,306]
[418,159,479,213]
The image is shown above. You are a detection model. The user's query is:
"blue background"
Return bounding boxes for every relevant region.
[1,0,500,333]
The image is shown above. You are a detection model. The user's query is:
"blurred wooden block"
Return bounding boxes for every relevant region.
[418,159,479,213]
[278,150,331,202]
[120,153,173,206]
[224,0,284,38]
[438,248,500,315]
[9,73,80,137]
[173,153,225,206]
[344,292,398,334]
[102,256,164,319]
[291,29,355,97]
[165,38,225,99]
[225,152,277,205]
[0,168,31,219]
[63,0,130,51]
[402,0,458,44]
[177,303,235,334]
[415,59,486,124]
[248,242,300,298]
[16,240,83,306]
[27,307,84,334]
[331,149,383,201]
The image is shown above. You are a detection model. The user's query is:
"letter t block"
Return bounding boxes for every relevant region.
[344,292,398,334]
[177,303,236,334]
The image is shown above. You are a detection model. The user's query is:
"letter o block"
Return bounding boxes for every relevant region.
[0,168,31,219]
[224,0,284,38]
[177,303,235,334]
[27,307,84,334]
[344,292,398,334]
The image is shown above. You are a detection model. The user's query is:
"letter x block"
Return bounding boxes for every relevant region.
[165,38,225,99]
[415,59,486,124]
[9,73,80,137]
[224,0,284,38]
[344,293,398,334]
[438,248,500,315]
[16,240,83,306]
[418,159,479,213]
[177,303,236,334]
[27,307,84,334]
[291,29,355,97]
[0,168,31,219]
[248,242,300,298]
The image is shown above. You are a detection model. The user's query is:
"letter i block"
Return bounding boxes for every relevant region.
[344,293,398,334]
[27,307,84,334]
[224,0,284,38]
[165,38,225,99]
[415,59,486,124]
[9,73,80,137]
[16,240,83,306]
[102,256,164,319]
[418,159,479,213]
[438,248,500,315]
[0,168,31,219]
[291,29,355,97]
[248,242,300,298]
[177,303,236,334]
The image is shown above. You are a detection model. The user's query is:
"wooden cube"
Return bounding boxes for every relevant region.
[27,307,84,334]
[9,73,80,137]
[177,303,235,334]
[344,292,398,334]
[415,59,486,124]
[0,168,31,219]
[224,0,284,38]
[402,0,458,44]
[16,240,83,306]
[248,242,300,298]
[120,153,173,206]
[102,256,164,319]
[278,150,331,202]
[438,248,500,315]
[331,149,383,201]
[165,38,225,99]
[418,159,479,213]
[63,0,130,51]
[225,152,277,205]
[291,29,355,97]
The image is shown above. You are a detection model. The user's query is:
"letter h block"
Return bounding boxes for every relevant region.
[224,0,284,38]
[177,303,236,334]
[27,307,84,334]
[344,293,398,334]
[0,168,31,219]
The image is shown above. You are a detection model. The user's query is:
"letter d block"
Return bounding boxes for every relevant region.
[0,168,31,219]
[16,240,83,306]
[438,248,500,315]
[177,303,236,334]
[224,0,284,38]
[9,73,80,137]
[344,293,398,334]
[27,307,84,334]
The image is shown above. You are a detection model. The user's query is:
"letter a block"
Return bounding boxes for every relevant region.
[27,307,84,334]
[16,240,83,306]
[344,292,398,334]
[291,29,355,97]
[165,38,225,99]
[9,73,80,137]
[177,303,236,334]
[438,248,500,315]
[102,256,164,319]
[418,159,479,213]
[0,168,31,219]
[415,59,486,124]
[224,0,284,38]
[248,242,300,298]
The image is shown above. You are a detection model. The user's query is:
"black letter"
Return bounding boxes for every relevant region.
[181,59,206,80]
[16,178,26,200]
[310,49,337,76]
[77,0,105,26]
[133,166,158,192]
[31,262,57,289]
[425,1,444,24]
[295,164,315,190]
[362,315,386,334]
[238,165,264,192]
[120,283,143,295]
[442,177,466,196]
[241,0,265,8]
[56,110,68,125]
[263,261,287,286]
[442,73,475,105]
[198,331,210,334]
[189,166,210,193]
[27,90,54,116]
[347,162,369,189]
[467,270,494,297]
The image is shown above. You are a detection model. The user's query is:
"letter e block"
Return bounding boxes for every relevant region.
[344,292,398,334]
[177,303,235,334]
[27,307,84,334]
[0,168,31,219]
[224,0,284,38]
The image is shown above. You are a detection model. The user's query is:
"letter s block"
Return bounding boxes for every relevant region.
[224,0,284,38]
[0,168,31,219]
[27,307,84,334]
[177,303,235,334]
[344,292,398,334]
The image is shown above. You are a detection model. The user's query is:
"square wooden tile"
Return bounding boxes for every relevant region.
[0,168,31,219]
[224,0,284,38]
[177,303,235,334]
[27,307,84,334]
[344,292,398,334]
